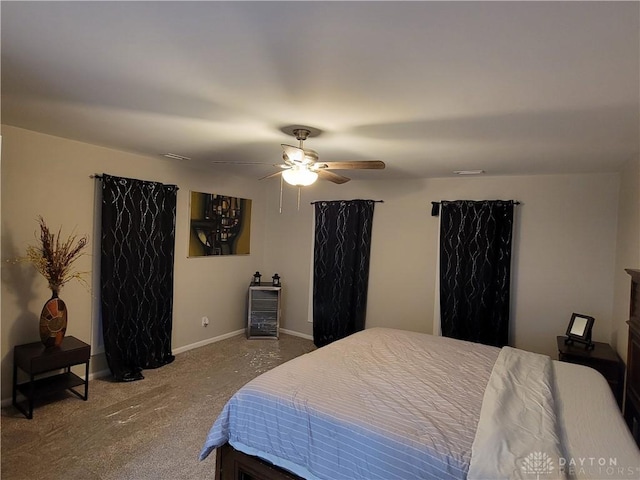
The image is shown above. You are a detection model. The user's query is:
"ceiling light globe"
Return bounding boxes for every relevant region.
[282,167,318,186]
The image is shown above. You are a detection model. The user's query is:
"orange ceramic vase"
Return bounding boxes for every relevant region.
[39,289,67,348]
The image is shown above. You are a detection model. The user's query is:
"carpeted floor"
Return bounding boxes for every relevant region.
[1,333,315,480]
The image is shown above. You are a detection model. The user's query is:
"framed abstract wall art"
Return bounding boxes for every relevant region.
[189,191,252,256]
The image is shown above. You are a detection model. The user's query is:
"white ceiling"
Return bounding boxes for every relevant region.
[2,1,639,181]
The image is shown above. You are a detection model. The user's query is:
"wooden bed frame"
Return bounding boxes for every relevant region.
[215,443,302,480]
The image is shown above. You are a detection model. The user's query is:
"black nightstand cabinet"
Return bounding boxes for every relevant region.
[557,336,624,408]
[12,336,90,419]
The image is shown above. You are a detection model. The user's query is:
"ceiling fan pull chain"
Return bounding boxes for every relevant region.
[297,187,301,211]
[279,175,284,214]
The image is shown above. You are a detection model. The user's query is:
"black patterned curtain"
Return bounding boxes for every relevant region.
[100,174,177,382]
[439,200,514,347]
[313,200,376,348]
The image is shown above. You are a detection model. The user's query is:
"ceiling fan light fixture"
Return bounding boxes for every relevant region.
[282,167,318,186]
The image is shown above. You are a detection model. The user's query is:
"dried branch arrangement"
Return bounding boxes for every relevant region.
[25,216,89,292]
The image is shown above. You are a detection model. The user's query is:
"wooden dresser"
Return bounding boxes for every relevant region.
[624,269,640,447]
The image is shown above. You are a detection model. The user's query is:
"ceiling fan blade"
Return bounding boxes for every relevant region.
[317,161,386,170]
[281,144,305,162]
[211,161,272,165]
[259,170,285,181]
[316,169,350,184]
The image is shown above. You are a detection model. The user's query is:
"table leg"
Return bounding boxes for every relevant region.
[27,373,34,419]
[83,360,89,400]
[12,363,17,408]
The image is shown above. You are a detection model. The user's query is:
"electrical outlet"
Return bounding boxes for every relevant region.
[201,316,209,327]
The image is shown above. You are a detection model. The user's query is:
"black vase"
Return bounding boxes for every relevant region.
[39,289,67,348]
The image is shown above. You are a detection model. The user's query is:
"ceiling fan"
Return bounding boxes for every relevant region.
[261,126,385,187]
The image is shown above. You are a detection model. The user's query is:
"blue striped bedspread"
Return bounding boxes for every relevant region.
[200,327,500,479]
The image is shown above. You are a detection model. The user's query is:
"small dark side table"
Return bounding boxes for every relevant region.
[557,336,624,409]
[12,336,90,419]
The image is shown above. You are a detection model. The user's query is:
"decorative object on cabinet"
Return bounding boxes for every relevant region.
[252,271,262,285]
[12,336,90,419]
[272,273,281,287]
[24,216,88,347]
[39,291,68,348]
[247,283,281,339]
[624,269,640,447]
[557,336,624,408]
[189,191,252,256]
[564,312,595,350]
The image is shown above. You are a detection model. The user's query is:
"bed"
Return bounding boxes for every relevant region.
[200,328,640,480]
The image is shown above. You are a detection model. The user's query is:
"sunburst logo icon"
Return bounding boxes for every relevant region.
[521,451,554,479]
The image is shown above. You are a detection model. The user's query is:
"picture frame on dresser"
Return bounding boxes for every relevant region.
[564,312,595,349]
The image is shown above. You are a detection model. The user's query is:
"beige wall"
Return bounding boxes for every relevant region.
[1,125,267,399]
[1,124,631,401]
[264,173,621,358]
[612,154,640,361]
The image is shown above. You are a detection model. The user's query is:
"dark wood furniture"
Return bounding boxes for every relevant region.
[557,336,625,408]
[216,443,302,480]
[624,269,640,447]
[12,336,90,419]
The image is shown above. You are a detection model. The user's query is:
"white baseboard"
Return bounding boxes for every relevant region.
[172,329,245,355]
[173,328,312,350]
[280,328,313,341]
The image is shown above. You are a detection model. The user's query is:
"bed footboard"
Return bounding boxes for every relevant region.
[215,443,303,480]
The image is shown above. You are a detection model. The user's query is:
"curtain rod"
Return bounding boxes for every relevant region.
[430,200,521,205]
[90,174,179,190]
[310,200,384,204]
[431,200,520,217]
